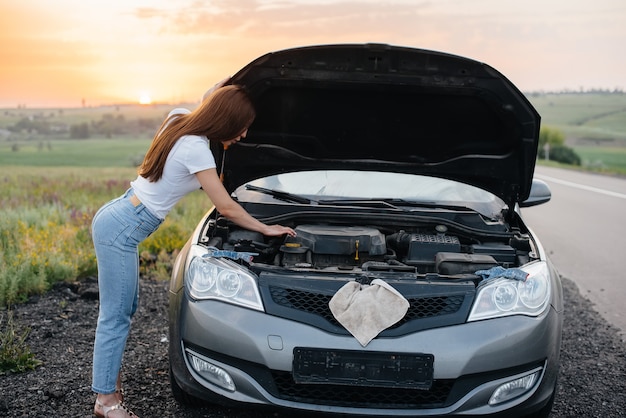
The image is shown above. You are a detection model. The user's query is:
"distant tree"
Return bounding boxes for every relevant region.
[537,126,580,165]
[538,126,565,151]
[70,123,90,139]
[92,113,127,137]
[9,117,51,134]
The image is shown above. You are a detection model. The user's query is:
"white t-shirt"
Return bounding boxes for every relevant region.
[130,108,216,219]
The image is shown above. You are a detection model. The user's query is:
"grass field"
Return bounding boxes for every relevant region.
[528,93,626,144]
[0,138,152,167]
[0,165,208,306]
[573,146,626,173]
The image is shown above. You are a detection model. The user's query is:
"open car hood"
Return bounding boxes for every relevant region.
[214,44,540,208]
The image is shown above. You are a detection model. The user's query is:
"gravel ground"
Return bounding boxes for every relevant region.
[1,275,625,418]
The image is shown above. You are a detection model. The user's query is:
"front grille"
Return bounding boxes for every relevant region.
[268,286,467,330]
[272,370,453,408]
[270,287,335,321]
[407,295,464,320]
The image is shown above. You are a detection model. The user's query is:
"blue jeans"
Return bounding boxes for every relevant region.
[91,189,163,394]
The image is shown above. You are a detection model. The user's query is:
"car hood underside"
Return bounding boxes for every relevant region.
[214,43,541,208]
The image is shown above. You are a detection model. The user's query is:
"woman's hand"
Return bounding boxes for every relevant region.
[263,224,297,237]
[202,77,231,101]
[196,169,297,238]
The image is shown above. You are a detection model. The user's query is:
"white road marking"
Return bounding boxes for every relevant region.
[536,174,626,200]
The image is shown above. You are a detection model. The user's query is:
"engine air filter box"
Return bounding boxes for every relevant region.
[436,252,499,275]
[406,234,461,265]
[470,243,516,264]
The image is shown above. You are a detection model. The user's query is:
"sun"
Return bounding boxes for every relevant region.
[138,91,152,105]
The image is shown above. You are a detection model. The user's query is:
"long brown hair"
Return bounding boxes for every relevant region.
[139,85,255,182]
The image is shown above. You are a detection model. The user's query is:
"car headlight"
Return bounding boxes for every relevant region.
[468,261,551,321]
[185,244,264,311]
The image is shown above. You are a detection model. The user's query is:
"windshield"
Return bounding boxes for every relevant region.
[236,171,506,218]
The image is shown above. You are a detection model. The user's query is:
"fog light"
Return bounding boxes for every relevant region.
[189,354,236,391]
[489,371,540,405]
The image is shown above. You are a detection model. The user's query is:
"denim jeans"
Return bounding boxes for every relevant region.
[91,189,163,394]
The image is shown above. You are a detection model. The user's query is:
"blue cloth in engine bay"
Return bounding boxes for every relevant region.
[475,266,528,282]
[204,247,258,263]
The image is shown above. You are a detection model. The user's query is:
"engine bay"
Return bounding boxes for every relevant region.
[201,215,535,276]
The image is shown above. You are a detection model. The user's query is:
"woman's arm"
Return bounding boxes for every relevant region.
[195,168,296,237]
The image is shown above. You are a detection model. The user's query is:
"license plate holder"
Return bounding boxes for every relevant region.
[292,348,434,389]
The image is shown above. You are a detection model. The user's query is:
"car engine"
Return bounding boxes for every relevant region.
[202,217,534,276]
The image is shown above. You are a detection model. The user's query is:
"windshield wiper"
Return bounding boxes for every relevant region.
[385,199,474,211]
[316,199,403,210]
[245,184,312,204]
[317,198,472,211]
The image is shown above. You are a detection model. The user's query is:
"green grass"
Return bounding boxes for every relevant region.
[0,165,209,306]
[574,146,626,175]
[528,93,626,143]
[0,138,151,167]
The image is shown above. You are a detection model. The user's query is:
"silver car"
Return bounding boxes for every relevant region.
[168,44,562,417]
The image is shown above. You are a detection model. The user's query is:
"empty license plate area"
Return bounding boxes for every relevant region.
[293,348,434,389]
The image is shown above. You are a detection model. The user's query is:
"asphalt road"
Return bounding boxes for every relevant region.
[522,165,626,341]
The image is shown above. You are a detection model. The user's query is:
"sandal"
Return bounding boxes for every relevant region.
[94,399,139,418]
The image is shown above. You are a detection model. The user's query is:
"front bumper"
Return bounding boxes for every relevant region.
[169,291,561,417]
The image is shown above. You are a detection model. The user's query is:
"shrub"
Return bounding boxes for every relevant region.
[0,310,42,374]
[537,126,581,165]
[549,144,582,165]
[140,221,187,254]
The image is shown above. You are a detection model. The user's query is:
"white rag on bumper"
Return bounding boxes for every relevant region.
[329,279,410,347]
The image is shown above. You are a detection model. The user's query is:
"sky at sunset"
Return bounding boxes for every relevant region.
[1,0,624,108]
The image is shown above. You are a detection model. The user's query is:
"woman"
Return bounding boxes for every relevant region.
[91,79,296,418]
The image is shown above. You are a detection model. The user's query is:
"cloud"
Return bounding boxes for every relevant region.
[1,0,624,106]
[126,0,626,93]
[152,1,431,40]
